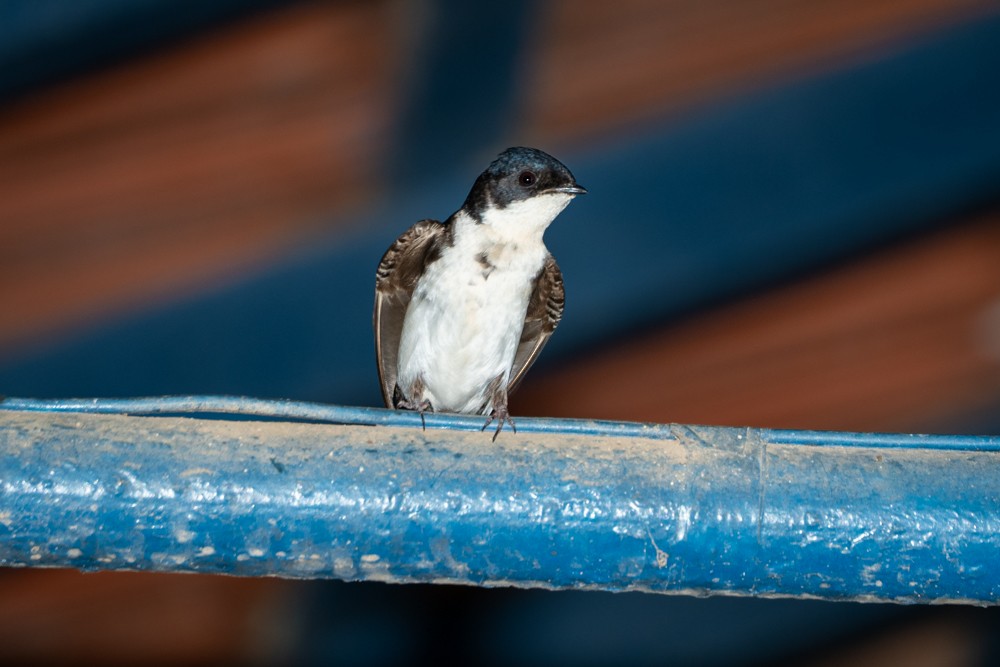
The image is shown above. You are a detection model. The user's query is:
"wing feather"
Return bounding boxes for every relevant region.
[373,220,448,407]
[507,254,564,394]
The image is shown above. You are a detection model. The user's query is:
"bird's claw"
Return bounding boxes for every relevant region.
[482,408,516,442]
[395,398,433,431]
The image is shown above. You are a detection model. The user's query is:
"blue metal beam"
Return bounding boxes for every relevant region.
[1,397,998,605]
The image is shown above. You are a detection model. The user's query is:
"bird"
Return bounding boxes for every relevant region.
[374,146,586,440]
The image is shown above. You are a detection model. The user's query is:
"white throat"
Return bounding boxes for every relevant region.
[476,192,574,246]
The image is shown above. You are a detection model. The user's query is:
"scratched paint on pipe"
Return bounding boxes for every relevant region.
[759,442,1000,600]
[1,409,998,604]
[0,411,699,581]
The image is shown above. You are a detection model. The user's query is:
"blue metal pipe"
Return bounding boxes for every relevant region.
[1,397,998,605]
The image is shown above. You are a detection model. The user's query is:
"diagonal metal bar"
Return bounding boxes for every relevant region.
[1,396,998,605]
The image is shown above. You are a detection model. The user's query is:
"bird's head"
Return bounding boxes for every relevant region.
[462,147,586,232]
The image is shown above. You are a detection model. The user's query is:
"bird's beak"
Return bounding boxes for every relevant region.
[549,184,588,195]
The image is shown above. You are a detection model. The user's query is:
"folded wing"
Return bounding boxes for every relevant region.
[373,220,448,407]
[507,254,564,394]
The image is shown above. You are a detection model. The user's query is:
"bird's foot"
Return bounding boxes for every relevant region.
[393,379,434,430]
[481,406,516,442]
[482,374,514,442]
[394,396,433,430]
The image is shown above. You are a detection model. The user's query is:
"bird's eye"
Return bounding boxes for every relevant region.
[518,171,537,187]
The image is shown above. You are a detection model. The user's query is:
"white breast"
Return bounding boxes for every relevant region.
[396,194,571,414]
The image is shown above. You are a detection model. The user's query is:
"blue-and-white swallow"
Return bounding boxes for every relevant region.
[374,146,586,439]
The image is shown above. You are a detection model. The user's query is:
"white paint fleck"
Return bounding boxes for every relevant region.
[67,548,82,559]
[198,546,216,557]
[179,468,214,478]
[293,554,326,574]
[237,554,249,562]
[361,553,380,563]
[861,562,883,585]
[334,557,356,578]
[248,548,265,558]
[175,529,196,544]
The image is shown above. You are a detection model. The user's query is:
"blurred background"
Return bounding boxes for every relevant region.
[1,0,1000,664]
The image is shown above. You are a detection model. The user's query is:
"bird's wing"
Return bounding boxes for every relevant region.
[373,219,449,407]
[507,254,564,394]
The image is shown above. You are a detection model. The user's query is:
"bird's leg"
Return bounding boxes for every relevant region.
[481,374,515,442]
[393,378,433,430]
